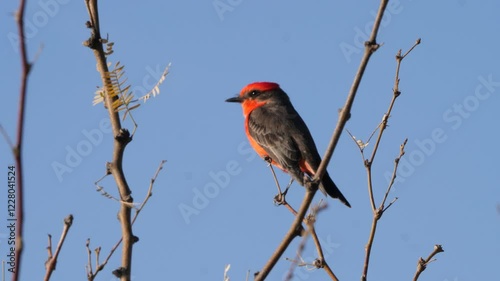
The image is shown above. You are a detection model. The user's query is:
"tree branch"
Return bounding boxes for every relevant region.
[44,215,74,281]
[360,39,421,281]
[313,0,389,183]
[255,188,313,280]
[412,245,444,281]
[85,160,165,280]
[307,205,339,281]
[83,1,134,279]
[10,0,32,279]
[284,203,339,281]
[254,1,391,280]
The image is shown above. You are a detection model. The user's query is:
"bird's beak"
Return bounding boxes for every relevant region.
[225,96,243,103]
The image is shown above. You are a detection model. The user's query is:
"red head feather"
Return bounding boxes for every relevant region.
[239,82,280,96]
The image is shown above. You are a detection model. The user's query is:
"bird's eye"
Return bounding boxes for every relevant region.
[249,90,260,97]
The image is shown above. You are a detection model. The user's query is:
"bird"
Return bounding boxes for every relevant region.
[226,82,351,207]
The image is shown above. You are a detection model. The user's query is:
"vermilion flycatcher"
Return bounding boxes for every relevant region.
[226,82,351,207]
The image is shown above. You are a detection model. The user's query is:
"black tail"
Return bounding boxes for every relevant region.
[319,171,351,208]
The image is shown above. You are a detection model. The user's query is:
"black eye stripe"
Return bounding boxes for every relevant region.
[249,90,260,97]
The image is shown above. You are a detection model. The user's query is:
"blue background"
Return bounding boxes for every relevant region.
[1,0,499,280]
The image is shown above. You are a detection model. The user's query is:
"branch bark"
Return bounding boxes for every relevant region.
[44,215,74,281]
[412,245,444,281]
[83,1,134,280]
[11,0,31,279]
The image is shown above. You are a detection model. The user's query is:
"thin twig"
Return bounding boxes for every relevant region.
[361,39,420,281]
[86,160,165,280]
[272,177,337,279]
[284,226,309,281]
[44,215,74,281]
[412,245,444,281]
[380,139,407,208]
[11,0,32,279]
[256,188,314,280]
[284,202,340,281]
[85,239,93,279]
[94,247,101,273]
[382,197,398,213]
[45,235,53,264]
[131,160,166,222]
[304,202,327,264]
[254,1,391,280]
[307,204,339,281]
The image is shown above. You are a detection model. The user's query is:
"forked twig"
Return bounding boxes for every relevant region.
[254,2,392,279]
[284,202,340,281]
[360,39,421,281]
[412,245,444,281]
[44,215,74,281]
[86,160,166,280]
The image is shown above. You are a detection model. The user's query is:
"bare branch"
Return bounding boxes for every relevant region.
[86,160,165,280]
[307,205,339,281]
[9,0,34,279]
[45,235,53,266]
[313,0,389,184]
[402,38,421,59]
[283,202,340,281]
[85,239,93,279]
[254,2,391,279]
[131,160,166,223]
[380,139,407,209]
[361,39,421,281]
[84,0,135,279]
[412,245,444,281]
[256,188,313,280]
[284,224,309,281]
[44,215,74,281]
[381,197,398,213]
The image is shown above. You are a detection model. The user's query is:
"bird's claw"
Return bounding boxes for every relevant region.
[264,156,272,166]
[273,192,286,206]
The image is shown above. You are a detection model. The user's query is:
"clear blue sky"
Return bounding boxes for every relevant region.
[1,0,499,280]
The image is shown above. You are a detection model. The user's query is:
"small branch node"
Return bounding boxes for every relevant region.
[112,267,127,278]
[313,258,325,269]
[115,128,131,143]
[412,244,444,281]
